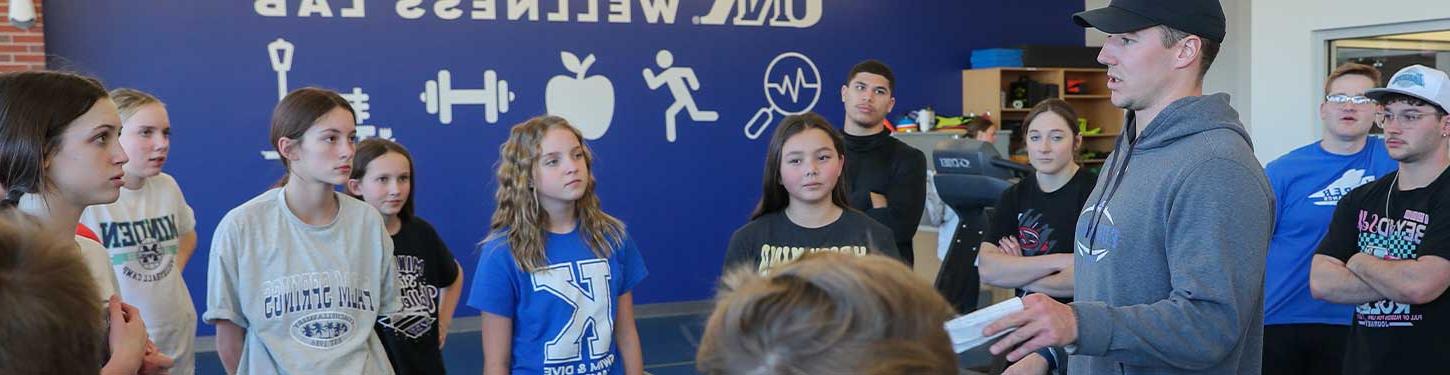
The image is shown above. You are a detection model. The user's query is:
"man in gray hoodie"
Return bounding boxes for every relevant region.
[984,0,1274,374]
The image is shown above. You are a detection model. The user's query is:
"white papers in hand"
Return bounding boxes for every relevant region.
[944,297,1025,353]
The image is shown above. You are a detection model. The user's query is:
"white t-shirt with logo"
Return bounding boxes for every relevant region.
[203,187,403,375]
[77,235,120,302]
[80,173,198,375]
[18,193,121,302]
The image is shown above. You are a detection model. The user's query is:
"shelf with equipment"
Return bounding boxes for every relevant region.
[961,67,1123,167]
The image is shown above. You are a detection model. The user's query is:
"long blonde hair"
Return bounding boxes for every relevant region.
[697,253,959,375]
[485,115,626,272]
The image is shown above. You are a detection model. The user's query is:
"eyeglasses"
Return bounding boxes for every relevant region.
[1375,111,1434,127]
[1325,94,1375,105]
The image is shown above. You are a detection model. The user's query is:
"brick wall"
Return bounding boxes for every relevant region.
[0,0,44,72]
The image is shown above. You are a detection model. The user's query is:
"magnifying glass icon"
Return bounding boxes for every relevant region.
[744,52,822,139]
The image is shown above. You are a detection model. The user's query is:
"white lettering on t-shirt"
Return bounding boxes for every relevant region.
[1309,169,1375,206]
[755,244,868,273]
[261,271,377,319]
[379,254,441,339]
[532,259,614,364]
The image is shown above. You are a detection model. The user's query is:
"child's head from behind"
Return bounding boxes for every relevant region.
[697,253,959,375]
[751,113,849,219]
[347,139,416,222]
[0,210,104,374]
[490,115,623,271]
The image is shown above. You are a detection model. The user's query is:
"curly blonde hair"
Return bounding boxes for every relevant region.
[485,115,626,272]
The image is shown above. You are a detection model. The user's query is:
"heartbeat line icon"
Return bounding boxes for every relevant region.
[767,67,820,102]
[744,52,822,140]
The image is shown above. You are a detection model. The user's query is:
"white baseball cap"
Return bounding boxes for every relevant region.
[1366,64,1450,113]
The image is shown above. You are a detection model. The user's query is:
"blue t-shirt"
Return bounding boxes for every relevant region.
[467,228,648,375]
[1263,137,1395,325]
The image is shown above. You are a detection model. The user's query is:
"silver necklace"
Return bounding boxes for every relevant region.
[1385,173,1398,218]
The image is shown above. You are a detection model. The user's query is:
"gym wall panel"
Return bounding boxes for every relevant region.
[1249,0,1450,164]
[45,0,1083,335]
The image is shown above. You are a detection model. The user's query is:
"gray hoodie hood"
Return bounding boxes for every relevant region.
[1135,93,1252,151]
[1070,93,1272,375]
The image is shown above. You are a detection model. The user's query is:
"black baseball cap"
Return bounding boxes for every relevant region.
[1073,0,1226,43]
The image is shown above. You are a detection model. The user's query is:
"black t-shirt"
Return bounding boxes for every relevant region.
[374,217,461,375]
[1316,169,1450,375]
[724,210,901,274]
[984,170,1096,301]
[843,130,928,266]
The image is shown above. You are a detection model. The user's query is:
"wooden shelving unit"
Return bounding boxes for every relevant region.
[961,67,1124,165]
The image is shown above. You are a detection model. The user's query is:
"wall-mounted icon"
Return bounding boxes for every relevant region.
[643,50,717,142]
[261,38,297,160]
[420,69,516,125]
[744,52,820,139]
[546,52,615,140]
[341,87,395,142]
[267,38,294,102]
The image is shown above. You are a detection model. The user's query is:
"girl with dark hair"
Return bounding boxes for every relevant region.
[0,70,170,374]
[347,138,463,374]
[203,87,403,374]
[724,112,900,274]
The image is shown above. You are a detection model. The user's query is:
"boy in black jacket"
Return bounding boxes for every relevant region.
[839,60,927,267]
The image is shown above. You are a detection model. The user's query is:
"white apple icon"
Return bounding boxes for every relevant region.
[546,52,615,140]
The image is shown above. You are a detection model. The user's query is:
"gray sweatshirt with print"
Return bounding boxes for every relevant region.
[1069,93,1273,374]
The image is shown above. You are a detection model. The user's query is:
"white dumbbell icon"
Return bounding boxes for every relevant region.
[420,69,515,125]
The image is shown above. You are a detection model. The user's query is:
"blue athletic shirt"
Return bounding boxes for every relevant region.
[467,227,647,375]
[1263,137,1395,325]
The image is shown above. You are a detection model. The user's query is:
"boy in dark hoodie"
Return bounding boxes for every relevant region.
[983,1,1274,374]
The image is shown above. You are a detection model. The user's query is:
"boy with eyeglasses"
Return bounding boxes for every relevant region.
[1310,64,1450,375]
[1261,62,1395,375]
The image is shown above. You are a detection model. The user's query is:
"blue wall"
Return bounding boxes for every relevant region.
[46,0,1082,335]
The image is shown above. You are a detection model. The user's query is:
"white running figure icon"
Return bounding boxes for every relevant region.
[643,50,718,142]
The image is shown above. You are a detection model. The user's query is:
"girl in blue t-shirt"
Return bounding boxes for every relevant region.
[468,115,647,375]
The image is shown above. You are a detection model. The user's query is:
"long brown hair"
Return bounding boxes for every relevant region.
[962,116,997,139]
[269,87,355,187]
[1023,98,1081,136]
[697,253,958,374]
[349,139,416,223]
[485,116,626,272]
[0,209,105,373]
[0,71,109,207]
[749,113,850,220]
